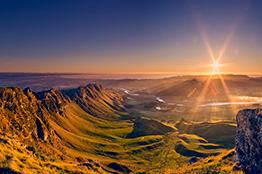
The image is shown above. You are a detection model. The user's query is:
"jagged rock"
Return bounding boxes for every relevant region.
[23,87,37,102]
[235,108,262,173]
[36,88,70,116]
[0,84,127,167]
[75,84,106,99]
[36,118,48,141]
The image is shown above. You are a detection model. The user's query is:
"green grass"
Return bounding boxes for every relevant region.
[176,121,236,148]
[0,134,103,174]
[0,86,243,173]
[170,149,244,174]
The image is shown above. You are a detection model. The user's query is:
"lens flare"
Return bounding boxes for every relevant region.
[186,14,240,122]
[210,61,222,73]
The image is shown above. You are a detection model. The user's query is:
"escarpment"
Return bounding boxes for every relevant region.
[235,109,262,173]
[0,84,125,141]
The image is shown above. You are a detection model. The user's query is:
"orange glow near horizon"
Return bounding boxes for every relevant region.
[185,17,242,122]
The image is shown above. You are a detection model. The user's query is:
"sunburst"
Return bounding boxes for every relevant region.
[210,61,222,73]
[186,26,237,122]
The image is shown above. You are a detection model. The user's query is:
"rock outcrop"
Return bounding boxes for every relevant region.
[235,108,262,173]
[0,84,124,141]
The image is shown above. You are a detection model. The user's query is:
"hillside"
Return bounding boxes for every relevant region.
[0,84,185,173]
[0,84,133,173]
[156,79,230,100]
[0,83,244,173]
[176,120,236,148]
[157,79,203,97]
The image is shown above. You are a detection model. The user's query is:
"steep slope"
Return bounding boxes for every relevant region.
[0,84,182,173]
[0,85,133,173]
[170,149,240,174]
[0,86,76,173]
[0,87,63,144]
[64,84,125,120]
[235,109,262,174]
[0,84,233,173]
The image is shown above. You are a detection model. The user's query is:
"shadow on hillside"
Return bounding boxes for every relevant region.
[126,118,176,138]
[0,168,20,174]
[176,120,236,148]
[175,143,219,157]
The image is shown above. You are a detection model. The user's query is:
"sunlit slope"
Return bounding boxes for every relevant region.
[0,84,180,173]
[0,133,105,174]
[0,85,133,173]
[64,84,126,119]
[176,120,236,148]
[0,84,238,173]
[0,87,68,158]
[168,149,243,174]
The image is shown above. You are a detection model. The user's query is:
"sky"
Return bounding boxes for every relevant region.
[0,0,262,75]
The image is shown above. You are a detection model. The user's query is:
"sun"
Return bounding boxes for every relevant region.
[210,60,222,74]
[212,62,221,70]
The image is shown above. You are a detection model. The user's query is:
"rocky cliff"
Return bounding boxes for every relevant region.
[235,108,262,173]
[0,84,133,173]
[0,84,126,153]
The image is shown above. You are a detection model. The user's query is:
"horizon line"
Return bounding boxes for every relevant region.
[0,71,262,77]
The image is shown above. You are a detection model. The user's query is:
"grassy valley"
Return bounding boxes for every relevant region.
[1,75,259,173]
[0,82,243,173]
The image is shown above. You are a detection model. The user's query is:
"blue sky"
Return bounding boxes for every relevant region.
[0,0,262,74]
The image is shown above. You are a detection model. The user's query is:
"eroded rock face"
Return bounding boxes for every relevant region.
[235,109,262,173]
[36,117,48,141]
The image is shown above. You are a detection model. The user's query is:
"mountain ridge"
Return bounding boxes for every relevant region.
[0,83,181,173]
[0,84,135,173]
[0,83,242,173]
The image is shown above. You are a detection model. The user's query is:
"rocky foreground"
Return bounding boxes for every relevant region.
[235,108,262,173]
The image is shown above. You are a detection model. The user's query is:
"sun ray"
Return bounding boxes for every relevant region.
[201,29,216,63]
[186,68,216,121]
[185,1,251,123]
[217,70,240,115]
[186,41,231,122]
